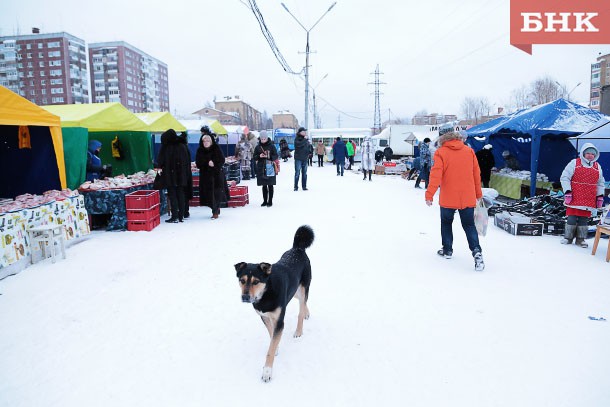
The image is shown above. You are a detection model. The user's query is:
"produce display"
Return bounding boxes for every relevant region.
[78,169,157,191]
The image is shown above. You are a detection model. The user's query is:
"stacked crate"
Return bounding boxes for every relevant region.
[190,173,200,207]
[125,190,160,231]
[224,162,241,184]
[228,185,249,208]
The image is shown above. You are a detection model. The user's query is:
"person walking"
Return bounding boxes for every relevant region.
[475,144,495,188]
[195,133,226,219]
[156,129,191,223]
[293,127,309,191]
[315,140,326,167]
[383,145,394,162]
[345,139,355,170]
[253,131,279,207]
[279,138,291,162]
[307,142,314,166]
[247,132,259,177]
[235,133,253,179]
[360,135,375,181]
[414,137,432,189]
[559,143,605,248]
[332,137,348,176]
[425,131,485,271]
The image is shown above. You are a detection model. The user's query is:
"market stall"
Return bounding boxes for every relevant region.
[0,86,67,198]
[490,172,553,200]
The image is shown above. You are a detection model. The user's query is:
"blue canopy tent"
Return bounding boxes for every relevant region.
[569,118,610,176]
[466,99,606,196]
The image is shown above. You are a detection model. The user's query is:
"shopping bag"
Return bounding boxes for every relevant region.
[265,162,275,177]
[474,199,489,236]
[153,171,165,190]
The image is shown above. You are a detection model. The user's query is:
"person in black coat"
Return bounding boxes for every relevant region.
[475,144,495,188]
[195,133,226,219]
[383,146,393,161]
[293,127,309,191]
[156,129,192,223]
[253,131,279,207]
[177,131,194,218]
[279,139,291,162]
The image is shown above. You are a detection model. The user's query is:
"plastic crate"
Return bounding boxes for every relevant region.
[126,204,160,221]
[229,185,249,197]
[127,214,160,231]
[228,200,247,208]
[228,194,249,207]
[189,198,200,207]
[125,190,160,210]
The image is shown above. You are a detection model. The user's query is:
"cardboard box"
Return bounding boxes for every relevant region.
[494,212,543,236]
[374,165,385,175]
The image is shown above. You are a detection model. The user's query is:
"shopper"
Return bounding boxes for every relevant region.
[247,132,259,177]
[475,144,495,188]
[293,127,309,191]
[425,131,485,271]
[414,137,432,189]
[177,131,193,219]
[307,142,314,166]
[315,140,326,167]
[332,137,348,176]
[195,134,226,219]
[360,135,375,181]
[383,145,393,162]
[346,139,355,170]
[235,134,253,178]
[559,143,605,248]
[279,138,291,162]
[253,131,279,207]
[156,129,191,223]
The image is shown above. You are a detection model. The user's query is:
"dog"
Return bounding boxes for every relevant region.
[234,225,314,382]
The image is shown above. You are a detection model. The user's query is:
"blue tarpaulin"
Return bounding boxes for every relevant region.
[466,99,607,196]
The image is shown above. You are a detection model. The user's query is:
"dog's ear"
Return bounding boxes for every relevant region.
[259,262,272,275]
[234,262,247,276]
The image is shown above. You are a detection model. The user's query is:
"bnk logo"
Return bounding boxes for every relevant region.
[510,0,609,54]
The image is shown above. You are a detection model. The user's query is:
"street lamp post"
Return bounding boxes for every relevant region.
[567,82,582,100]
[281,2,337,131]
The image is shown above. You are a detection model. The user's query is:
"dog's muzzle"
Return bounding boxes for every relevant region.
[242,295,253,303]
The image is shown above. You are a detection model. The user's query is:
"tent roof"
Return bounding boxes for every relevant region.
[0,86,61,127]
[569,118,610,151]
[135,112,187,132]
[41,102,149,132]
[178,118,228,135]
[466,99,607,139]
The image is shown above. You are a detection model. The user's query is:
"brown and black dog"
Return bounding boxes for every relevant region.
[234,225,314,382]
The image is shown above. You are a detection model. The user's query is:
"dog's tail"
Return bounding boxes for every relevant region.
[293,225,314,250]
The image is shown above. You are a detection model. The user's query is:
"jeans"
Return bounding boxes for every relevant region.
[440,206,481,254]
[294,159,308,188]
[336,160,345,176]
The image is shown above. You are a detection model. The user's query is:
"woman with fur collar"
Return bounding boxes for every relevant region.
[195,133,226,219]
[559,143,605,248]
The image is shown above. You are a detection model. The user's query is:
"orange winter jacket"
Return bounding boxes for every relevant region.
[425,139,482,209]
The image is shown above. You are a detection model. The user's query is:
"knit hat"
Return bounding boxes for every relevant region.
[260,130,268,139]
[583,147,596,155]
[483,144,492,150]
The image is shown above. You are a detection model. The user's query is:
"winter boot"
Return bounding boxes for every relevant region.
[560,224,577,244]
[267,189,273,207]
[368,170,372,181]
[575,226,589,248]
[261,188,268,206]
[437,248,452,259]
[473,251,485,271]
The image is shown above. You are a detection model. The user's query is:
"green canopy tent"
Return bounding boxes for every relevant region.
[42,103,153,183]
[135,112,188,162]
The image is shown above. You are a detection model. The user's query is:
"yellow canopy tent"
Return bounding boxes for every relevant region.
[135,112,187,132]
[0,86,67,197]
[42,103,153,179]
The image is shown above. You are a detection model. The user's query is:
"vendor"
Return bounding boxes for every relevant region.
[502,150,520,171]
[86,140,111,181]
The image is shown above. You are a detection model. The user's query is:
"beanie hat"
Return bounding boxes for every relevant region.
[583,147,596,155]
[260,130,268,139]
[483,144,492,150]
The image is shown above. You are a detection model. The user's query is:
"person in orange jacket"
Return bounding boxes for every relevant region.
[425,131,485,271]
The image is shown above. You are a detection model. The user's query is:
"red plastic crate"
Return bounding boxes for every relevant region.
[228,200,246,208]
[189,199,200,207]
[126,204,160,221]
[127,214,160,231]
[229,185,248,197]
[228,194,248,207]
[125,190,160,210]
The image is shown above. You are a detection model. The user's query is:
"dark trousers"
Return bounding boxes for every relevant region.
[440,206,481,254]
[294,159,308,188]
[415,165,430,188]
[250,159,256,178]
[566,215,588,226]
[308,155,313,166]
[317,154,324,166]
[336,160,345,176]
[167,185,186,220]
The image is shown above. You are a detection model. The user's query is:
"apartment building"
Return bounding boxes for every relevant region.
[214,96,262,130]
[411,113,458,125]
[272,111,299,129]
[192,106,241,126]
[89,41,169,112]
[590,53,610,111]
[0,31,89,105]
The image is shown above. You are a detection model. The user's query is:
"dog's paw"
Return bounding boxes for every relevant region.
[305,313,310,320]
[293,330,302,338]
[261,366,273,382]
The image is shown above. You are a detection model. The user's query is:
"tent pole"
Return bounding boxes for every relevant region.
[530,135,540,198]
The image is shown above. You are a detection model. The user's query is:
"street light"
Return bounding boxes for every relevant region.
[567,82,582,100]
[281,1,337,131]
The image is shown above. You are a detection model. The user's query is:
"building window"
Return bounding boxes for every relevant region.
[26,44,32,49]
[39,61,45,67]
[38,52,43,58]
[26,53,32,58]
[47,41,60,48]
[41,79,46,85]
[41,89,46,95]
[38,43,43,49]
[40,71,45,76]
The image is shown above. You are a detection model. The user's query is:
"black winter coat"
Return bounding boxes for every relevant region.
[475,149,495,175]
[156,132,191,188]
[195,139,226,208]
[254,139,278,186]
[293,135,309,161]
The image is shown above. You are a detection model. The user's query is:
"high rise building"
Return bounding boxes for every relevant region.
[0,31,89,105]
[590,53,609,111]
[88,41,169,112]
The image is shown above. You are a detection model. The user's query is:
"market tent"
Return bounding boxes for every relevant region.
[0,86,66,198]
[135,112,187,133]
[466,99,606,196]
[42,103,153,179]
[569,118,610,175]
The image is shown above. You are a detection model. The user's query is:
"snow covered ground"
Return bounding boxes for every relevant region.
[1,162,609,407]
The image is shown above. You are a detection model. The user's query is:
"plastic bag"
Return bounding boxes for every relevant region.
[474,199,489,237]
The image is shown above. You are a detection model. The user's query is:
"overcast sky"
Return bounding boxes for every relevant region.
[2,0,608,128]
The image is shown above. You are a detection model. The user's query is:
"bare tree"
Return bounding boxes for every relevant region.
[479,97,492,118]
[510,85,531,111]
[461,97,489,124]
[530,75,562,105]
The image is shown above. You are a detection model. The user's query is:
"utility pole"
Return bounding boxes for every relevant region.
[368,64,386,134]
[337,115,341,127]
